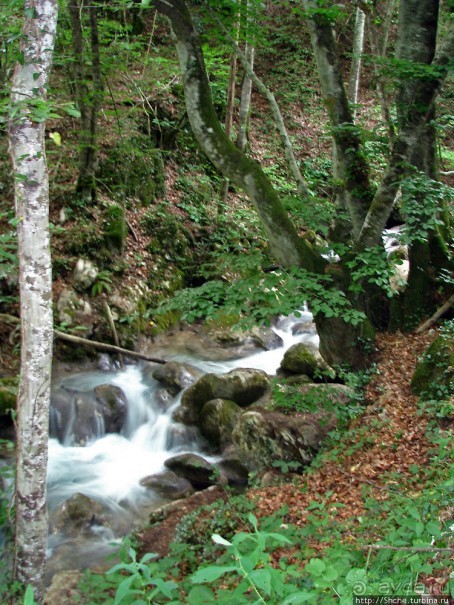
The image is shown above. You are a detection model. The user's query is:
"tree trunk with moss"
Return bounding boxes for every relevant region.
[148,0,452,367]
[395,0,453,326]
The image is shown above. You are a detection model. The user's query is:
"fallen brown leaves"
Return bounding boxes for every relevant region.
[251,329,437,530]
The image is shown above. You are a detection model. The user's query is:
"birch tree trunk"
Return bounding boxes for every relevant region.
[220,11,240,205]
[348,7,365,119]
[236,0,255,153]
[8,0,57,600]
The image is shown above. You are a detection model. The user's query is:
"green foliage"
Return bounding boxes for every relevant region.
[153,250,366,327]
[99,137,165,206]
[347,245,401,298]
[107,545,178,605]
[190,513,296,604]
[400,171,453,244]
[271,378,363,427]
[91,270,113,297]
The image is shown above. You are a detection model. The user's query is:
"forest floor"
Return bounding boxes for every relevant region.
[134,327,451,595]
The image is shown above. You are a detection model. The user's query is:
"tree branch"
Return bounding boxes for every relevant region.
[54,330,167,364]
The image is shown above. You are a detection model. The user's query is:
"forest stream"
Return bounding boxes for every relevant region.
[46,309,318,579]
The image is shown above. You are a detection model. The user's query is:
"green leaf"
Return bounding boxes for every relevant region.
[114,576,136,605]
[187,585,216,604]
[305,558,326,577]
[249,568,272,595]
[191,565,238,584]
[212,534,232,546]
[23,585,36,605]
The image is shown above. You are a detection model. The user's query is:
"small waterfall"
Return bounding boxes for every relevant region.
[46,310,315,573]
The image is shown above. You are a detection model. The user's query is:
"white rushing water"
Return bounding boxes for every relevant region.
[46,310,317,572]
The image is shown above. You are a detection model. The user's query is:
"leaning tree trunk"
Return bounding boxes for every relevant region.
[149,0,378,369]
[8,0,58,600]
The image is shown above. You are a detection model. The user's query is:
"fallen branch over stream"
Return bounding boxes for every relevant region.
[0,314,167,364]
[54,331,168,364]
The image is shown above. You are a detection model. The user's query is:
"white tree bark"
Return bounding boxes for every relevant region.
[236,41,255,152]
[348,7,365,118]
[8,0,58,599]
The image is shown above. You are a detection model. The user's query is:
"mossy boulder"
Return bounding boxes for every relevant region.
[411,332,453,398]
[140,470,195,500]
[232,409,335,473]
[175,368,271,425]
[52,493,108,537]
[280,343,335,380]
[151,361,202,395]
[0,377,18,415]
[164,453,218,489]
[199,398,242,449]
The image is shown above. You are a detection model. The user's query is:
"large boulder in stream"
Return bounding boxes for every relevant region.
[199,398,242,450]
[93,384,128,433]
[232,409,335,473]
[50,383,128,445]
[164,453,219,489]
[52,493,109,537]
[175,368,271,425]
[140,470,195,500]
[151,361,202,395]
[280,342,335,380]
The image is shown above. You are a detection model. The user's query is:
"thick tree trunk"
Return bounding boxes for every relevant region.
[152,0,321,272]
[356,17,453,251]
[8,0,58,600]
[395,0,453,325]
[220,12,240,205]
[150,0,377,368]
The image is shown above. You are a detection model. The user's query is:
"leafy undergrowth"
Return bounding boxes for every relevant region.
[73,328,453,604]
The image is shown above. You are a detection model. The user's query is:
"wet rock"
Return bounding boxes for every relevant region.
[140,470,195,500]
[291,320,317,335]
[232,409,335,473]
[52,493,108,537]
[152,361,202,395]
[72,258,98,292]
[280,342,335,380]
[176,368,271,425]
[164,453,219,489]
[250,326,284,350]
[199,398,242,449]
[216,448,249,486]
[50,383,128,445]
[165,424,202,451]
[144,326,279,361]
[94,384,128,434]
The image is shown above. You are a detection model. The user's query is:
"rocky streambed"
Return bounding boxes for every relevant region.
[42,311,356,577]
